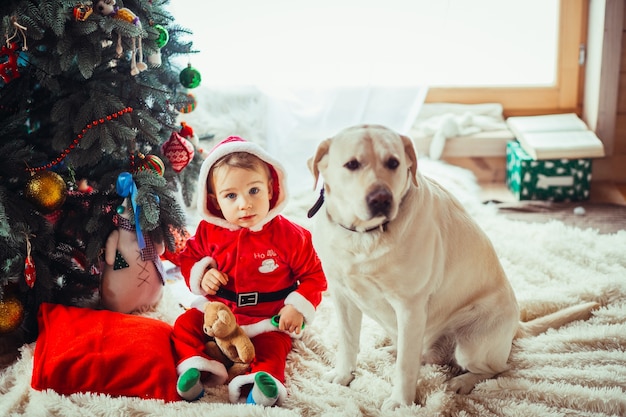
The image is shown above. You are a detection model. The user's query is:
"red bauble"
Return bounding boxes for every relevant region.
[161,131,194,172]
[161,226,190,266]
[0,42,21,85]
[179,121,194,139]
[24,255,36,288]
[73,4,93,21]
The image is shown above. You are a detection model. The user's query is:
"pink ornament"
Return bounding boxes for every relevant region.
[161,131,194,172]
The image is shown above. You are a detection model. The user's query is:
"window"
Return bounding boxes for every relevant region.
[426,1,586,116]
[170,0,586,116]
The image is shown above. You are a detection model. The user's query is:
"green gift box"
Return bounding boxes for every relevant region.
[506,141,592,201]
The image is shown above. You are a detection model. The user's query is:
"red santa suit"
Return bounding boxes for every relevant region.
[172,136,327,404]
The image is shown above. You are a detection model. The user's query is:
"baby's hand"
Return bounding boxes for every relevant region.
[201,267,228,295]
[278,305,304,334]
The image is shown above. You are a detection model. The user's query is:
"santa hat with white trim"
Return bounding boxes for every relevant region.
[196,136,288,231]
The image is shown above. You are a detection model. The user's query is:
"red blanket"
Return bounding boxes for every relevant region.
[31,303,180,402]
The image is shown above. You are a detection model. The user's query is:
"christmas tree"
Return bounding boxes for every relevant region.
[0,0,202,346]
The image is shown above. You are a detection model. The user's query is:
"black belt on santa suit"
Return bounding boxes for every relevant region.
[215,283,298,307]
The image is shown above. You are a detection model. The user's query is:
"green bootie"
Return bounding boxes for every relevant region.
[177,368,204,401]
[246,372,278,406]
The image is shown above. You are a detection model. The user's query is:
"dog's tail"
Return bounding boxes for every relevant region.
[516,301,600,339]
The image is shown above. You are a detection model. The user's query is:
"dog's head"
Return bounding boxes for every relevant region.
[308,124,418,231]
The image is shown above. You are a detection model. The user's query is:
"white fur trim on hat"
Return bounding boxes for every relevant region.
[228,372,287,405]
[196,136,289,231]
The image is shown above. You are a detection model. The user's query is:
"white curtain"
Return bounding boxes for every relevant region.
[262,86,428,190]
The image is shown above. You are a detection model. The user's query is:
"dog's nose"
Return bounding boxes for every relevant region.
[367,188,392,217]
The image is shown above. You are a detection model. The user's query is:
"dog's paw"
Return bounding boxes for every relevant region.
[323,370,355,386]
[447,372,490,394]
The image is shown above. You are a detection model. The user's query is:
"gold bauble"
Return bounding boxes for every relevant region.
[25,171,67,212]
[0,295,24,334]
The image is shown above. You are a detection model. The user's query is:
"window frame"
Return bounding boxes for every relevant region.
[424,0,587,117]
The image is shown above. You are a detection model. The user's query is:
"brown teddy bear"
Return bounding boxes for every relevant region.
[203,301,255,381]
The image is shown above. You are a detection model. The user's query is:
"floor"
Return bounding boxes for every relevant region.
[479,181,626,206]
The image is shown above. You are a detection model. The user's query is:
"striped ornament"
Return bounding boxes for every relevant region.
[135,154,165,176]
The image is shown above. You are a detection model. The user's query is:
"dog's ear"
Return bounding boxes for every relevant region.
[308,138,331,190]
[400,134,418,186]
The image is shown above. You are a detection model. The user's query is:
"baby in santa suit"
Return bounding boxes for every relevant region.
[172,136,327,406]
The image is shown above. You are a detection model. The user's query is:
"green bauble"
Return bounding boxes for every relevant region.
[179,64,201,89]
[154,24,169,48]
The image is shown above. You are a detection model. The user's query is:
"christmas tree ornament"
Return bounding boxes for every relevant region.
[161,225,190,266]
[179,64,201,89]
[25,171,68,212]
[179,93,196,113]
[26,106,133,173]
[179,121,206,157]
[42,210,62,225]
[0,293,24,334]
[134,154,165,176]
[76,179,94,194]
[73,3,94,21]
[147,51,161,67]
[154,24,169,48]
[6,17,28,51]
[0,41,21,86]
[0,17,27,86]
[146,23,168,67]
[24,236,36,288]
[179,121,197,143]
[95,0,147,76]
[25,117,41,134]
[161,131,195,172]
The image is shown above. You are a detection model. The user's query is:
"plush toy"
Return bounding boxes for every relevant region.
[203,301,255,380]
[95,0,147,75]
[100,197,165,313]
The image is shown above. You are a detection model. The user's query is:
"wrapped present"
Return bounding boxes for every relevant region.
[506,141,592,201]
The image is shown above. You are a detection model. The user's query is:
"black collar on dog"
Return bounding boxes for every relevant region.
[307,186,388,233]
[339,221,389,233]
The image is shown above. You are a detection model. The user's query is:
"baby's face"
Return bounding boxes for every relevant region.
[211,165,272,228]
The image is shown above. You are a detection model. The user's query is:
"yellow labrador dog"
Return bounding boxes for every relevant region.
[307,124,598,410]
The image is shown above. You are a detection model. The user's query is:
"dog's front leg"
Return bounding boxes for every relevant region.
[383,297,427,410]
[325,290,362,386]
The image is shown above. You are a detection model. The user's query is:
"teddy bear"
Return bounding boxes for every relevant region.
[203,301,255,381]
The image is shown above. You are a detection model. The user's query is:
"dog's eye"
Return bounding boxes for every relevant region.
[344,159,360,171]
[386,157,400,170]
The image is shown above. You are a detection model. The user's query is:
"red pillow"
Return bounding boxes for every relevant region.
[31,303,180,402]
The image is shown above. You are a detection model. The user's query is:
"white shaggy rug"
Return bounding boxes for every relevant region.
[1,158,625,417]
